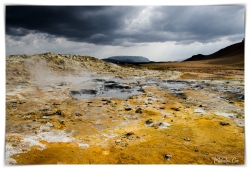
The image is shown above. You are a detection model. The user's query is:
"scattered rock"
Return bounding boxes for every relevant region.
[174,92,187,99]
[125,131,135,136]
[80,89,98,95]
[125,107,132,111]
[171,107,180,111]
[137,88,145,93]
[220,122,229,126]
[135,108,142,114]
[164,153,172,160]
[122,143,128,147]
[56,110,62,115]
[145,119,153,125]
[75,112,82,116]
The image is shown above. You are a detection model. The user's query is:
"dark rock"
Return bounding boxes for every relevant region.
[70,89,98,96]
[159,106,165,109]
[174,92,187,99]
[56,110,62,115]
[70,90,81,95]
[80,89,98,95]
[193,85,204,90]
[104,82,130,90]
[145,119,153,125]
[102,99,112,104]
[75,112,82,116]
[164,153,172,160]
[6,100,18,104]
[171,107,180,111]
[122,143,128,147]
[137,88,145,93]
[135,108,142,114]
[126,131,135,136]
[220,122,229,126]
[125,107,132,111]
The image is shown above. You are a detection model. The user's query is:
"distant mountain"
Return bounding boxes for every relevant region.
[184,39,244,62]
[174,58,186,62]
[102,56,150,63]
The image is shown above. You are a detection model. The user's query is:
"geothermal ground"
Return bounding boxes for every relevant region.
[5,53,244,164]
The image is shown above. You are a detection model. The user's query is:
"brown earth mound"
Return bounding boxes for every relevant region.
[184,39,244,63]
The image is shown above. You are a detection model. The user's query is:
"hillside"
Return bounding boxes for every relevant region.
[132,40,244,77]
[184,39,244,66]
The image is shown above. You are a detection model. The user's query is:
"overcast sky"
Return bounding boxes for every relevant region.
[5,5,245,61]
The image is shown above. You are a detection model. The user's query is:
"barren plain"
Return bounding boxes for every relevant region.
[5,52,244,164]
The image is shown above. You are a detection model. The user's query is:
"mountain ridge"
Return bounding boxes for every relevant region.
[102,56,150,63]
[184,39,244,62]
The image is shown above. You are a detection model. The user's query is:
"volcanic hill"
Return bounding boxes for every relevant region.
[184,39,244,67]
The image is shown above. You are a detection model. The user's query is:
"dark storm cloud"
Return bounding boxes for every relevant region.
[6,5,245,46]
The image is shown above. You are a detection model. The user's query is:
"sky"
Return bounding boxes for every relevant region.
[5,5,245,61]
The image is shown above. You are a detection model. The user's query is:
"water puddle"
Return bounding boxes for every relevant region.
[70,78,145,99]
[161,80,189,91]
